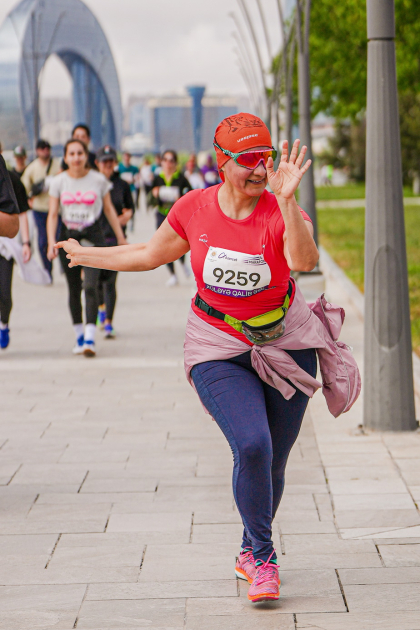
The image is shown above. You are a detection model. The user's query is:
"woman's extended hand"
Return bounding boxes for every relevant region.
[266,139,312,200]
[55,238,82,267]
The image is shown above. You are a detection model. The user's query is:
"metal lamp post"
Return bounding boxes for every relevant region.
[295,0,318,245]
[363,0,416,431]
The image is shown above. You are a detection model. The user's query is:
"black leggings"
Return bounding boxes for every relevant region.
[0,255,13,325]
[59,248,101,325]
[156,211,185,274]
[98,270,118,321]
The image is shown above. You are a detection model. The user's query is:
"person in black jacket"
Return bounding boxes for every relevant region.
[0,154,19,238]
[96,145,134,338]
[150,149,192,287]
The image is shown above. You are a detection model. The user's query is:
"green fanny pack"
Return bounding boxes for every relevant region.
[195,280,294,345]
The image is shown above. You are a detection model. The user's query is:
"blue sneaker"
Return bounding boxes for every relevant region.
[104,323,115,339]
[72,334,84,355]
[0,327,10,350]
[96,306,106,330]
[83,340,96,357]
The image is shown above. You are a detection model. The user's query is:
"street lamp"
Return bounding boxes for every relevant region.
[295,0,318,245]
[363,0,416,431]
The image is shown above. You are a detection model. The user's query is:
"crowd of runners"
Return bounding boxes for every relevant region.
[0,112,360,604]
[0,124,221,355]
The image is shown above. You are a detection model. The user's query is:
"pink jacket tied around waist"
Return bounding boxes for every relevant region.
[184,283,361,418]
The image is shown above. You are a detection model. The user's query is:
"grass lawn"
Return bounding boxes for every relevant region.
[315,183,415,200]
[318,205,420,355]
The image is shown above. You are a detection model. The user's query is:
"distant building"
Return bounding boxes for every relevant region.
[149,94,239,153]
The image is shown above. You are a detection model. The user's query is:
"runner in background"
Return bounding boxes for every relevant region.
[12,146,27,178]
[0,143,31,349]
[151,153,162,176]
[149,149,192,287]
[201,154,220,188]
[21,139,61,279]
[47,139,126,357]
[96,145,134,338]
[0,155,19,238]
[184,155,205,190]
[118,152,139,204]
[61,124,97,171]
[139,157,154,208]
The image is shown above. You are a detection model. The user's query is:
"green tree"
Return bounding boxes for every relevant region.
[307,0,420,182]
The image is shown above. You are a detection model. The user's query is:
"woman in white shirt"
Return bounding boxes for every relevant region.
[47,139,126,357]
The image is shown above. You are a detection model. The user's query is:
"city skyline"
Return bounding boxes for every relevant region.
[0,0,284,103]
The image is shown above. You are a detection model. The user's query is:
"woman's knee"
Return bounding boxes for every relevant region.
[239,434,272,467]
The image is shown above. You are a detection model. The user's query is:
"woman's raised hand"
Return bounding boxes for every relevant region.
[266,139,312,199]
[55,238,82,268]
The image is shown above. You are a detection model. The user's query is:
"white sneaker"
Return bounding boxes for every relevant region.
[166,275,179,288]
[73,335,84,355]
[181,263,192,279]
[83,340,96,357]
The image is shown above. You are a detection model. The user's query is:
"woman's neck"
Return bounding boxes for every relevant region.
[218,181,260,220]
[67,167,89,179]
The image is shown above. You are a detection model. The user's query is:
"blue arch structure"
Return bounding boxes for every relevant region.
[0,0,122,151]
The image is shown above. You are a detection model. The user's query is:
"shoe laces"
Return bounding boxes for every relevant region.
[254,550,278,585]
[240,549,255,565]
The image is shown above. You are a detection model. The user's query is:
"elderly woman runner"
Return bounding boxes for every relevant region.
[57,114,321,603]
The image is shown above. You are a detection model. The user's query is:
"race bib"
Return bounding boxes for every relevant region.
[159,186,180,203]
[203,246,271,298]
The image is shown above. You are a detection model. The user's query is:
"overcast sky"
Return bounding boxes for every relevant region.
[0,0,284,103]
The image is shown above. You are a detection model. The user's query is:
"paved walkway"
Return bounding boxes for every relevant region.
[1,209,420,630]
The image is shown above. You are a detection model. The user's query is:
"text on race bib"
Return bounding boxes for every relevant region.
[203,246,271,298]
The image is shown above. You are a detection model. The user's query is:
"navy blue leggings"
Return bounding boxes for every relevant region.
[191,348,317,563]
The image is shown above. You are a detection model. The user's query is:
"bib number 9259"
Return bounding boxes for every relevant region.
[213,268,261,287]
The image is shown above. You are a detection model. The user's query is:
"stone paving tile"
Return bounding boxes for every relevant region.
[76,598,186,629]
[279,552,382,570]
[185,614,295,630]
[339,567,420,584]
[332,493,415,511]
[334,509,420,529]
[86,579,239,600]
[328,479,409,494]
[139,544,238,581]
[282,534,375,554]
[344,582,420,612]
[0,584,86,629]
[296,612,420,630]
[378,543,420,567]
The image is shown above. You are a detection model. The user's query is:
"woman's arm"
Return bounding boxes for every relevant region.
[56,218,190,272]
[103,193,127,245]
[47,196,60,260]
[19,212,31,262]
[267,140,319,272]
[280,198,318,271]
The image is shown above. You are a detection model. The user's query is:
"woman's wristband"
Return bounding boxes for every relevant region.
[22,241,31,247]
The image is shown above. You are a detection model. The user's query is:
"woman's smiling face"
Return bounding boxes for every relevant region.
[222,146,271,196]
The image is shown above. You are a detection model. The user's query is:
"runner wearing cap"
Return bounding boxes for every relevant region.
[47,139,126,357]
[22,139,61,277]
[96,145,134,338]
[56,113,329,602]
[12,146,27,178]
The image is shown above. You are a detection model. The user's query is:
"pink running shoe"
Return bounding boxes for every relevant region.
[248,551,280,603]
[235,548,257,584]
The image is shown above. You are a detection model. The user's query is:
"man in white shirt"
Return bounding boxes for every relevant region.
[22,139,61,277]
